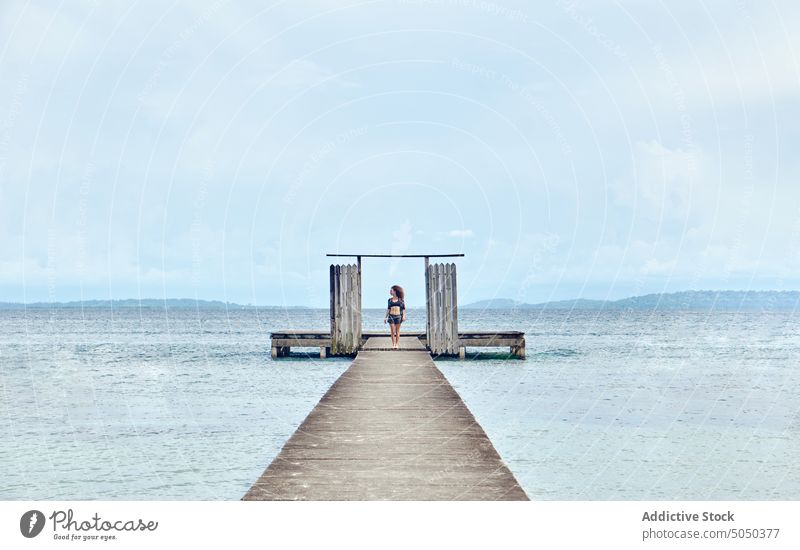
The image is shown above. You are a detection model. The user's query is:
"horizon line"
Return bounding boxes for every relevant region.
[2,289,799,308]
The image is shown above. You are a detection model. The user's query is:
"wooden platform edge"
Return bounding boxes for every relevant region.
[270,332,526,359]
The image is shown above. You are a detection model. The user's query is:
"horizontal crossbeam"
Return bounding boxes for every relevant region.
[326,254,464,258]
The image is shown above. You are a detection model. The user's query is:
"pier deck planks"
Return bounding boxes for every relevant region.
[243,337,528,500]
[360,335,426,350]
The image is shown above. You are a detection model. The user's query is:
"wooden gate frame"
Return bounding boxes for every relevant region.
[424,259,459,356]
[327,254,464,356]
[329,258,362,355]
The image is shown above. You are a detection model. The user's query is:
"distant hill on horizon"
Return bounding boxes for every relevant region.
[3,290,800,311]
[463,290,800,311]
[0,298,308,310]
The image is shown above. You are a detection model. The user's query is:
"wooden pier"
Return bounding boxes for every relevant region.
[248,253,528,499]
[271,331,526,359]
[244,336,529,500]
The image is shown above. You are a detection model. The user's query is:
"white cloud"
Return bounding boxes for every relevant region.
[612,139,704,221]
[641,257,677,276]
[606,7,800,110]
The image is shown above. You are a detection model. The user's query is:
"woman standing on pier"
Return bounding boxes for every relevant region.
[384,285,406,349]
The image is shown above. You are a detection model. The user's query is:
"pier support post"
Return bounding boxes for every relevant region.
[458,346,466,360]
[511,338,526,359]
[271,346,278,359]
[319,346,327,359]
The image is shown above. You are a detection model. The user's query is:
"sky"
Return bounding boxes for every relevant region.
[1,0,799,307]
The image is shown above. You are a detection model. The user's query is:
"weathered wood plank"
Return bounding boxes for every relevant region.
[457,338,525,347]
[361,336,425,350]
[272,338,332,347]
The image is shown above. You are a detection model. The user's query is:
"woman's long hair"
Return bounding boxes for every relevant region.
[391,285,405,301]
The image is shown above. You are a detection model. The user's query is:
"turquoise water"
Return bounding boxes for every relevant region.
[1,307,798,500]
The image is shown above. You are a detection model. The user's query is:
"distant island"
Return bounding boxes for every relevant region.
[462,290,800,311]
[2,291,800,311]
[0,299,308,310]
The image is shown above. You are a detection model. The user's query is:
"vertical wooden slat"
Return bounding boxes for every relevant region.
[344,264,348,350]
[444,263,449,352]
[329,264,335,348]
[428,264,434,353]
[451,263,457,354]
[356,259,362,350]
[439,263,446,353]
[331,264,336,352]
[348,264,356,351]
[424,257,430,349]
[441,263,446,353]
[430,263,438,353]
[451,262,459,354]
[444,263,452,354]
[440,263,445,353]
[433,262,437,352]
[444,263,450,354]
[354,264,358,347]
[338,264,343,353]
[334,265,341,353]
[348,264,353,352]
[346,264,352,351]
[339,265,346,352]
[427,263,432,350]
[434,264,444,353]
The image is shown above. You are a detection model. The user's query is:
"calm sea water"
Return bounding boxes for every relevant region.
[1,307,798,500]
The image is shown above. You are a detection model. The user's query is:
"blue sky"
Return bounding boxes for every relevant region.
[1,0,798,307]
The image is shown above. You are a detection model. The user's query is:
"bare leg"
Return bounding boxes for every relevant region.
[396,323,402,348]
